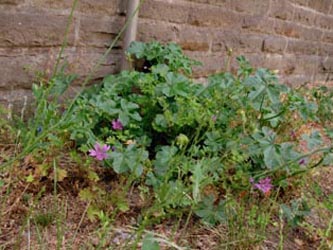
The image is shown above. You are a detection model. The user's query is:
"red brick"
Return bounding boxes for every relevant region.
[212,30,264,54]
[79,16,124,48]
[140,0,189,24]
[319,42,333,56]
[262,37,288,54]
[0,48,52,89]
[62,47,122,82]
[137,19,178,43]
[0,89,34,115]
[322,31,333,44]
[274,20,323,41]
[230,0,269,15]
[293,55,320,74]
[319,57,333,73]
[236,53,265,69]
[0,46,121,89]
[30,0,119,15]
[184,51,227,77]
[261,54,296,75]
[289,0,309,6]
[298,26,323,41]
[242,16,275,34]
[0,0,24,4]
[182,0,229,7]
[293,6,316,26]
[187,4,242,28]
[308,0,332,14]
[270,0,294,21]
[286,40,318,55]
[176,26,210,51]
[314,15,333,30]
[282,74,313,85]
[0,10,75,47]
[274,20,301,39]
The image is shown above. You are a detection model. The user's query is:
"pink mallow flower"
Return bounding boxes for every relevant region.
[89,143,110,161]
[251,177,273,195]
[112,119,124,131]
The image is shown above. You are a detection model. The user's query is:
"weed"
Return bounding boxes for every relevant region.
[1,22,333,249]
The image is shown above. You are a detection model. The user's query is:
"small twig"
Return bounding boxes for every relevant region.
[69,200,91,247]
[27,217,31,250]
[3,184,30,216]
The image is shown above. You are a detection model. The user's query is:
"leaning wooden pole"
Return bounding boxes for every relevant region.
[121,0,140,70]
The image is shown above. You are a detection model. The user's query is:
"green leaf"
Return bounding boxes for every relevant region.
[49,74,76,97]
[281,199,310,227]
[301,130,323,150]
[267,85,280,104]
[129,112,142,122]
[153,146,178,177]
[127,41,146,58]
[121,99,139,111]
[119,112,130,126]
[151,64,170,76]
[323,153,333,166]
[248,85,265,103]
[153,114,168,131]
[142,234,160,250]
[110,151,128,174]
[194,195,226,225]
[26,174,34,183]
[263,145,282,169]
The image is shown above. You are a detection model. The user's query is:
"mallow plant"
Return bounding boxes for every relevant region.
[67,41,333,224]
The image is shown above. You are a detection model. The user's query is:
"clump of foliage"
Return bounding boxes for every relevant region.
[2,40,333,249]
[66,41,333,225]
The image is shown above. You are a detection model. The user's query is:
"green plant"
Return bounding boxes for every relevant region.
[280,198,311,227]
[66,41,333,231]
[2,32,333,248]
[34,212,55,228]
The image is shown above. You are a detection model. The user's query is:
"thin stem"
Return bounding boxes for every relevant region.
[254,146,332,178]
[278,207,284,250]
[53,159,62,250]
[275,157,324,183]
[70,200,91,248]
[52,0,78,77]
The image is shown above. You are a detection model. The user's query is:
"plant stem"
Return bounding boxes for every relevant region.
[254,146,332,178]
[52,0,78,78]
[278,207,284,250]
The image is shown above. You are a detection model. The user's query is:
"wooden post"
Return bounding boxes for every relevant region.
[121,0,140,71]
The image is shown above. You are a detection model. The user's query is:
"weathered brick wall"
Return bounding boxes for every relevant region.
[1,0,333,111]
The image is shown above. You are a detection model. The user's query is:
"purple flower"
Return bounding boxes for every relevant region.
[252,177,273,194]
[299,158,307,165]
[89,143,110,161]
[112,119,123,131]
[290,130,297,140]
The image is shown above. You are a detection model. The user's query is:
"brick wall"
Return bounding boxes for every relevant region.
[1,0,333,111]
